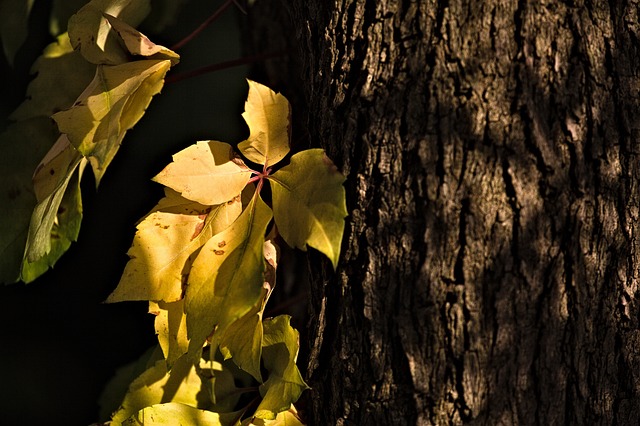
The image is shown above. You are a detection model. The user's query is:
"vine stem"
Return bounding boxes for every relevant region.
[170,0,236,51]
[165,51,287,85]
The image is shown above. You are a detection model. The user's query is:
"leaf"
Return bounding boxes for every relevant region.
[185,193,273,359]
[10,32,96,121]
[198,357,246,414]
[0,118,59,284]
[110,355,207,424]
[53,58,174,184]
[150,300,189,368]
[242,406,305,426]
[106,189,243,303]
[21,163,84,282]
[0,0,34,65]
[254,316,309,420]
[103,13,179,64]
[269,149,347,268]
[218,240,279,382]
[154,141,253,206]
[237,80,291,167]
[122,403,224,426]
[50,0,89,36]
[67,0,151,65]
[23,135,85,263]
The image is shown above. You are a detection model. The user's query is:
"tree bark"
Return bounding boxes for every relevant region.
[247,0,640,424]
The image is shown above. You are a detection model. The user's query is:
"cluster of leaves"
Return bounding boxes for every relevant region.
[0,0,179,283]
[102,81,347,424]
[1,1,348,424]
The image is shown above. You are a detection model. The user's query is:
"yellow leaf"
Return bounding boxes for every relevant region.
[150,299,188,367]
[103,13,179,64]
[122,403,224,426]
[106,190,243,303]
[237,80,291,168]
[53,59,173,184]
[153,141,253,206]
[185,193,273,359]
[269,149,347,269]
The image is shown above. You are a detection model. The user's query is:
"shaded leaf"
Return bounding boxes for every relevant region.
[269,149,347,268]
[106,189,242,303]
[154,141,253,206]
[122,403,224,426]
[198,357,245,414]
[68,0,151,65]
[237,80,291,167]
[53,58,173,184]
[23,135,85,263]
[50,0,88,36]
[254,316,308,420]
[10,32,96,121]
[185,193,273,359]
[0,0,34,65]
[218,240,279,382]
[0,118,59,284]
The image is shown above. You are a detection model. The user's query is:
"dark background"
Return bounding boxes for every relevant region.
[0,2,252,424]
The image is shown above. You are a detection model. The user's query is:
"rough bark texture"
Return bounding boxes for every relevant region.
[247,0,640,424]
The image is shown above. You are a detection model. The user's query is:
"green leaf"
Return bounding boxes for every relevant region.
[23,135,85,263]
[10,32,96,122]
[218,240,279,382]
[122,403,224,426]
[106,189,243,303]
[237,80,291,167]
[67,0,151,65]
[110,355,207,424]
[0,0,34,65]
[269,149,347,268]
[153,141,253,206]
[0,118,59,284]
[21,163,84,282]
[185,193,273,359]
[254,316,309,420]
[52,59,174,184]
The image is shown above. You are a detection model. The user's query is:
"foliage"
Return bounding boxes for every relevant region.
[0,0,347,423]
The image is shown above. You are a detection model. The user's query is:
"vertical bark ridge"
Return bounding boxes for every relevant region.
[253,0,640,424]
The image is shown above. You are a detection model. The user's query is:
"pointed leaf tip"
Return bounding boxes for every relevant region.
[238,80,291,167]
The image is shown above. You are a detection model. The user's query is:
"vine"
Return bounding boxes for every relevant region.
[0,0,347,424]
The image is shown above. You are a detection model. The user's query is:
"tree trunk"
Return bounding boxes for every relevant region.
[247,0,640,424]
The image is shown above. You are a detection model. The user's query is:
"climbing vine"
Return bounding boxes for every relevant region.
[0,0,347,424]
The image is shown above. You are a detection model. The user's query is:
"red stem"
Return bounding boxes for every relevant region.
[171,0,235,51]
[165,51,287,85]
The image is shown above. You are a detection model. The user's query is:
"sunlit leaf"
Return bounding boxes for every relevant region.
[237,80,291,167]
[185,193,273,359]
[150,299,189,368]
[0,0,34,65]
[106,189,242,303]
[153,141,253,206]
[269,149,347,268]
[110,355,207,424]
[0,118,59,284]
[122,403,224,426]
[219,240,279,382]
[103,13,179,63]
[67,0,151,65]
[10,32,96,121]
[53,59,173,184]
[242,406,305,426]
[254,316,309,420]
